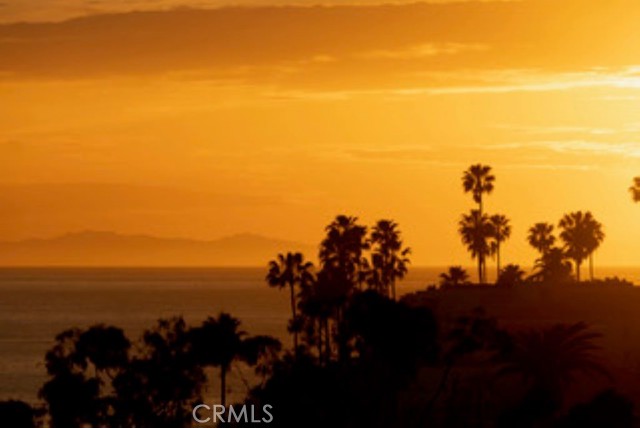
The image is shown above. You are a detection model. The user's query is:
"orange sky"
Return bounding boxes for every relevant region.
[2,0,640,266]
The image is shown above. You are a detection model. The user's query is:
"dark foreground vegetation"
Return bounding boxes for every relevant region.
[3,165,640,427]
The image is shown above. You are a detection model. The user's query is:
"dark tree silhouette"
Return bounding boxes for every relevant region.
[528,222,556,255]
[462,164,495,282]
[0,400,36,428]
[498,322,608,420]
[530,247,573,284]
[267,252,314,352]
[496,264,526,288]
[317,215,369,361]
[114,317,205,428]
[559,211,605,282]
[244,291,438,428]
[629,176,640,202]
[76,325,131,378]
[319,215,369,289]
[40,326,130,428]
[439,266,470,287]
[368,219,411,300]
[490,214,512,280]
[558,389,635,428]
[458,209,494,283]
[583,213,605,281]
[462,164,495,216]
[191,313,280,407]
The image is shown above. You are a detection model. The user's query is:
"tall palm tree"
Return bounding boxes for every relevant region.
[462,164,495,216]
[267,252,314,351]
[583,213,605,282]
[527,222,556,255]
[439,266,470,287]
[193,313,280,407]
[318,215,369,361]
[489,214,511,280]
[559,211,605,283]
[458,210,494,284]
[629,176,640,202]
[558,211,591,282]
[319,215,369,288]
[368,219,411,300]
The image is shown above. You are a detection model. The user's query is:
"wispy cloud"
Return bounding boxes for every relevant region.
[358,43,487,60]
[485,140,640,158]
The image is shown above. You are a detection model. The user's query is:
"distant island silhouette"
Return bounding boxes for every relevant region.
[0,231,314,266]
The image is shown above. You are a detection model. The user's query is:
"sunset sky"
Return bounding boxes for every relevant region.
[2,0,640,266]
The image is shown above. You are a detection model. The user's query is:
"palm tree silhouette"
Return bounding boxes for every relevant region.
[530,247,573,284]
[462,165,495,282]
[319,215,369,289]
[498,322,608,416]
[583,213,605,282]
[439,266,470,287]
[267,252,314,351]
[527,222,556,256]
[462,164,495,216]
[458,210,494,283]
[629,176,640,202]
[193,313,280,407]
[559,211,604,283]
[369,219,411,300]
[497,264,526,288]
[489,214,512,280]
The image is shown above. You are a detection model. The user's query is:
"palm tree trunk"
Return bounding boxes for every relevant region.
[575,260,581,283]
[496,244,501,283]
[391,279,396,301]
[589,254,594,282]
[221,365,228,407]
[289,283,298,353]
[477,258,482,284]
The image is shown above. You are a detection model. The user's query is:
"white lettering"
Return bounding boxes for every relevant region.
[228,405,248,423]
[262,405,274,423]
[192,404,211,424]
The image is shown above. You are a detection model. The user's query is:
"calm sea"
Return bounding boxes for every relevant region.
[2,266,640,404]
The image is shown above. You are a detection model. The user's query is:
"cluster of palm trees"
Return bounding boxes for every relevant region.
[457,164,607,285]
[459,164,512,284]
[527,212,604,282]
[267,216,410,356]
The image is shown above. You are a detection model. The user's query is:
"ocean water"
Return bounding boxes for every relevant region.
[1,266,639,404]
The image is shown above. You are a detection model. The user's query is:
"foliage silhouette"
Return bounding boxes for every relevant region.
[530,247,573,284]
[490,214,512,280]
[191,313,281,407]
[458,209,494,284]
[629,176,640,202]
[557,389,635,428]
[439,266,471,287]
[462,164,495,282]
[462,164,495,215]
[368,219,411,300]
[267,252,314,352]
[528,222,556,256]
[497,322,609,423]
[0,400,36,428]
[559,211,605,282]
[496,264,526,288]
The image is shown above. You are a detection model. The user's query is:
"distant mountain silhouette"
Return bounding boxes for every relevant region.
[0,231,315,266]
